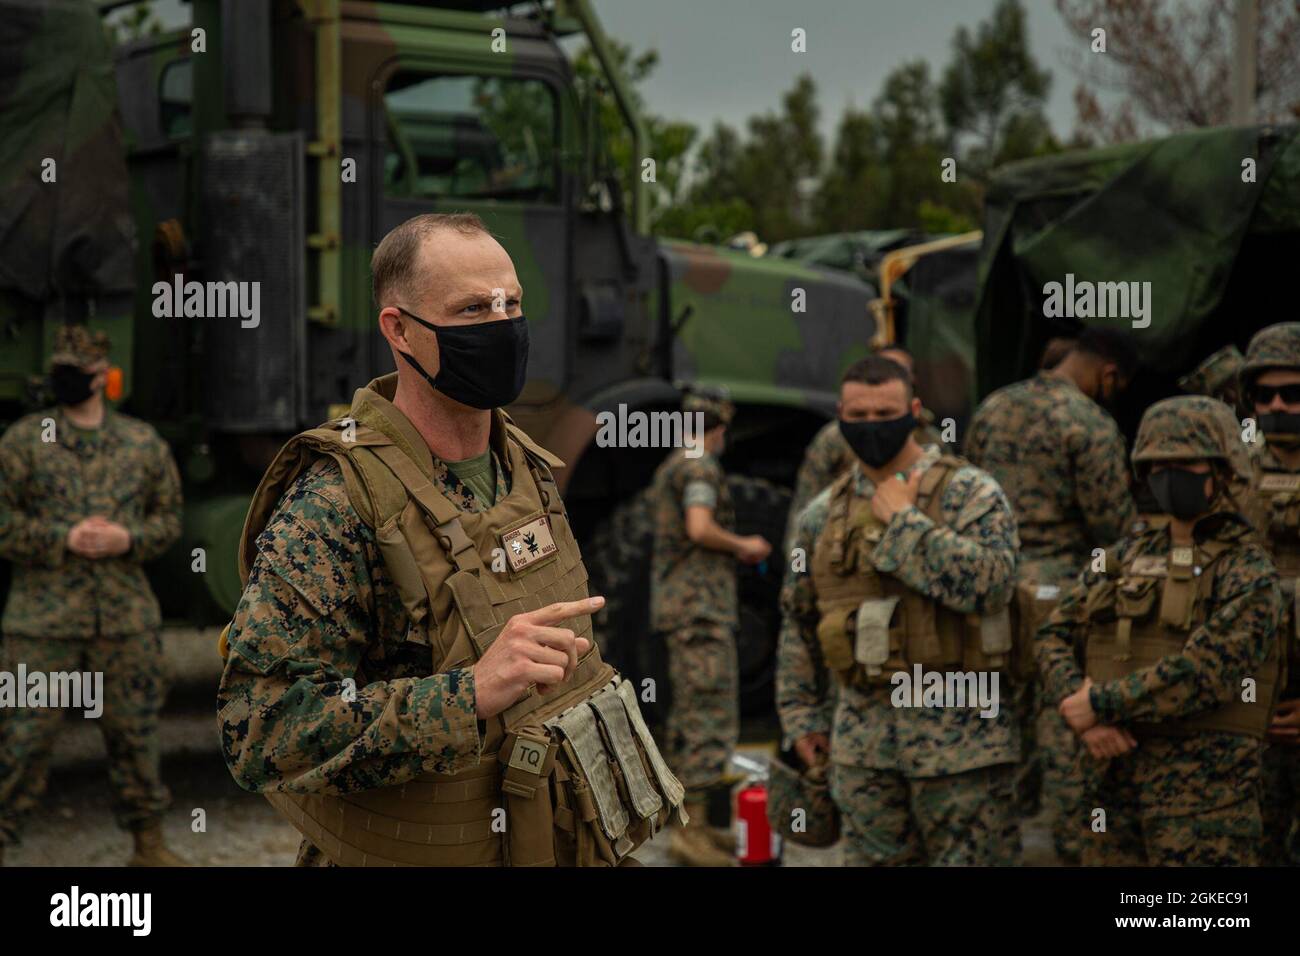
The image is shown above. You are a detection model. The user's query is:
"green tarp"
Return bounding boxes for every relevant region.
[974,124,1300,398]
[0,0,136,301]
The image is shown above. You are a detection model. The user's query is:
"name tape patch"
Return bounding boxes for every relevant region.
[501,515,558,573]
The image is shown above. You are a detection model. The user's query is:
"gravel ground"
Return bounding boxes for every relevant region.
[2,634,1058,867]
[4,713,1058,867]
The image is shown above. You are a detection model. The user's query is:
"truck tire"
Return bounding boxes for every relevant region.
[583,475,791,729]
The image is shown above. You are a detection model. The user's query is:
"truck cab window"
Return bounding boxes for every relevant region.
[159,60,192,139]
[384,72,558,202]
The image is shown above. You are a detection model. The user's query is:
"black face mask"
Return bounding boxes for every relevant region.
[1147,468,1212,521]
[1258,412,1300,445]
[396,308,529,410]
[839,413,915,469]
[50,364,96,406]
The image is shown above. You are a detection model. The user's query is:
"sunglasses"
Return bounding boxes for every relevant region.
[1253,383,1300,405]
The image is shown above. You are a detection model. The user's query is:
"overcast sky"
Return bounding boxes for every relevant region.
[587,0,1093,142]
[136,0,1099,139]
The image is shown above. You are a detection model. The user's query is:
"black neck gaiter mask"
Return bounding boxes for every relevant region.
[1259,412,1300,446]
[396,308,529,410]
[51,364,96,406]
[839,413,915,469]
[1147,468,1212,521]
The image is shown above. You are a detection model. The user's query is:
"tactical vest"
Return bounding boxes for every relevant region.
[1083,531,1282,738]
[810,455,1014,686]
[231,375,685,866]
[1246,463,1300,692]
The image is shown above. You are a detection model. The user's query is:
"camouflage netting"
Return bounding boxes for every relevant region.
[0,0,136,300]
[974,124,1300,432]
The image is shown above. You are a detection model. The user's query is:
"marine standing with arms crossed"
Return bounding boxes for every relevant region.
[1237,324,1300,864]
[1037,396,1283,865]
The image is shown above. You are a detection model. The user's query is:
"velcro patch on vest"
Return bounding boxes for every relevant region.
[1170,547,1194,568]
[1129,556,1168,577]
[1260,474,1300,492]
[508,734,551,776]
[500,513,558,574]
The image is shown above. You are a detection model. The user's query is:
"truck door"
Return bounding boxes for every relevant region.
[373,65,571,404]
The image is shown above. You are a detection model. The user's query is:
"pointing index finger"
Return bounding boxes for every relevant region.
[524,596,605,626]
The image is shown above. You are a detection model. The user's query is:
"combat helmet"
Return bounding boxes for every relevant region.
[1131,395,1251,486]
[680,382,735,427]
[1242,323,1300,386]
[1178,344,1243,405]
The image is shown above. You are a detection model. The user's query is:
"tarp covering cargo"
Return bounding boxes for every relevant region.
[767,229,925,282]
[0,0,136,301]
[974,124,1300,431]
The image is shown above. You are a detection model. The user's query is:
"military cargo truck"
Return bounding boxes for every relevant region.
[0,0,879,719]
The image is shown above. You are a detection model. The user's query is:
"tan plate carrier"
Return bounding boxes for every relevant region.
[811,455,1016,687]
[1084,534,1282,738]
[231,376,685,865]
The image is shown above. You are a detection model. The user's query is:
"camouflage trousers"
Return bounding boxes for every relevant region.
[1261,742,1300,865]
[1036,686,1085,864]
[829,762,1021,866]
[663,622,738,791]
[1078,758,1261,867]
[0,632,171,845]
[1011,679,1041,817]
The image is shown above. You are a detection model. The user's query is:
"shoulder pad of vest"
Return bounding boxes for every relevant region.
[505,421,565,469]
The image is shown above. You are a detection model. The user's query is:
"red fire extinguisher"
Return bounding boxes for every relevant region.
[734,780,781,865]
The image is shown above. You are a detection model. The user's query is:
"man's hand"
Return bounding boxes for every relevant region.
[794,732,830,768]
[1060,677,1099,734]
[735,535,772,566]
[1266,697,1300,746]
[869,470,923,525]
[1080,724,1137,760]
[66,516,132,559]
[472,596,602,719]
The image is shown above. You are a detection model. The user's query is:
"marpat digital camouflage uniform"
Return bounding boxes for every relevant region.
[777,446,1022,866]
[965,370,1136,863]
[1243,440,1300,865]
[0,332,182,844]
[784,411,949,551]
[218,434,509,865]
[1239,323,1300,865]
[648,444,738,791]
[1036,396,1282,867]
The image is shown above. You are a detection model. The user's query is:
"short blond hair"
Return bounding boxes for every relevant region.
[370,212,490,307]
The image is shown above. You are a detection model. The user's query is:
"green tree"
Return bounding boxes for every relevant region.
[939,0,1054,177]
[814,61,978,233]
[571,43,697,231]
[686,74,824,242]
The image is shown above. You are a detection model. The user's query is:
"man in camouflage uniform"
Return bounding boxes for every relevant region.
[1237,324,1300,865]
[0,325,185,866]
[785,345,948,550]
[778,356,1021,866]
[965,327,1139,863]
[1180,344,1245,415]
[1038,396,1282,866]
[648,388,771,866]
[218,213,637,867]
